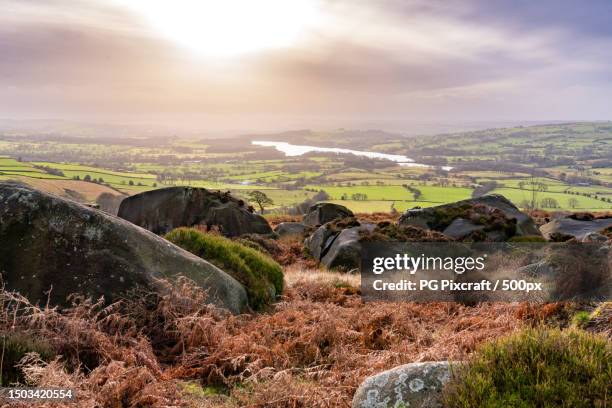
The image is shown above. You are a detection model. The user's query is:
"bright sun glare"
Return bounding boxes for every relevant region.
[119,0,319,57]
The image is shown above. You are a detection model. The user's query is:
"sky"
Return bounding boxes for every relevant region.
[1,0,612,133]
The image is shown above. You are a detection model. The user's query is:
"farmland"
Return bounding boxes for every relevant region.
[0,121,611,213]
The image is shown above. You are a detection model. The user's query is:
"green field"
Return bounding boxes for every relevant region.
[492,187,610,211]
[0,122,610,213]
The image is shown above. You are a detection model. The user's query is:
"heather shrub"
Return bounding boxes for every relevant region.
[165,227,284,310]
[0,332,55,385]
[444,327,612,408]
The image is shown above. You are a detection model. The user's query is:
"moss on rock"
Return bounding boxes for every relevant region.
[165,228,284,310]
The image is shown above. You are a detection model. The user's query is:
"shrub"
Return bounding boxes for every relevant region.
[359,222,449,242]
[444,327,612,408]
[165,228,284,310]
[428,203,517,239]
[0,332,55,385]
[572,311,591,328]
[236,233,283,258]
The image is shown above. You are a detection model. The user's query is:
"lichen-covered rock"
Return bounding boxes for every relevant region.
[540,216,612,241]
[399,194,540,240]
[274,222,306,238]
[303,202,354,227]
[0,183,248,313]
[118,187,272,237]
[352,361,459,408]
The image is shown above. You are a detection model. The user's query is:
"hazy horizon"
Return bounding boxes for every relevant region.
[2,0,612,133]
[1,117,601,139]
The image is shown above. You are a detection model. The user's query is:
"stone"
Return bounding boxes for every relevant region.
[442,218,485,240]
[540,217,612,241]
[303,202,354,227]
[581,232,609,243]
[320,224,375,271]
[117,186,272,237]
[0,183,248,313]
[352,361,459,408]
[274,222,306,238]
[399,194,540,239]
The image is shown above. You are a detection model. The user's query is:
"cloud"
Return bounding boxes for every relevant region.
[0,0,611,128]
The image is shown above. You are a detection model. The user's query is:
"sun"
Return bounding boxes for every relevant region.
[118,0,319,57]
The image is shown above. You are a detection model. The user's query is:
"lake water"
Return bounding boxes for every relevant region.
[252,140,451,170]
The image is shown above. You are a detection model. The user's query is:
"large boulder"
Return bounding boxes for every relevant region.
[0,183,248,313]
[305,223,342,261]
[118,187,272,237]
[274,222,306,238]
[540,216,612,241]
[352,361,458,408]
[305,220,375,271]
[320,224,375,271]
[399,194,540,240]
[303,202,354,227]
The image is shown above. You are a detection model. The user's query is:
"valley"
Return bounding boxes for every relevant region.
[1,122,610,214]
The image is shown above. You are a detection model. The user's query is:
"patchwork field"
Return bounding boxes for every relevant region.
[1,122,611,213]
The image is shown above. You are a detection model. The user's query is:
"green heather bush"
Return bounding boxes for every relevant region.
[444,327,611,408]
[1,332,55,386]
[165,228,283,310]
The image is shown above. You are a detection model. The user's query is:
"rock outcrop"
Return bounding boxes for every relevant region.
[118,187,272,237]
[320,224,375,271]
[399,194,540,240]
[0,183,248,313]
[303,202,354,227]
[540,216,612,241]
[304,217,372,271]
[352,361,458,408]
[274,222,306,238]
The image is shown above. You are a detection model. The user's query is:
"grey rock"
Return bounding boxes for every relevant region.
[321,224,375,271]
[305,222,376,272]
[303,202,354,227]
[399,208,430,230]
[304,224,339,261]
[352,361,459,408]
[0,183,248,313]
[582,232,609,243]
[399,194,540,238]
[274,222,306,237]
[442,218,485,240]
[118,186,272,237]
[540,217,612,240]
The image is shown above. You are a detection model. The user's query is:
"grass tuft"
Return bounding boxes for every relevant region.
[165,227,284,310]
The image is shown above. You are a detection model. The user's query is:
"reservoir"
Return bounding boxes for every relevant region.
[252,140,451,170]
